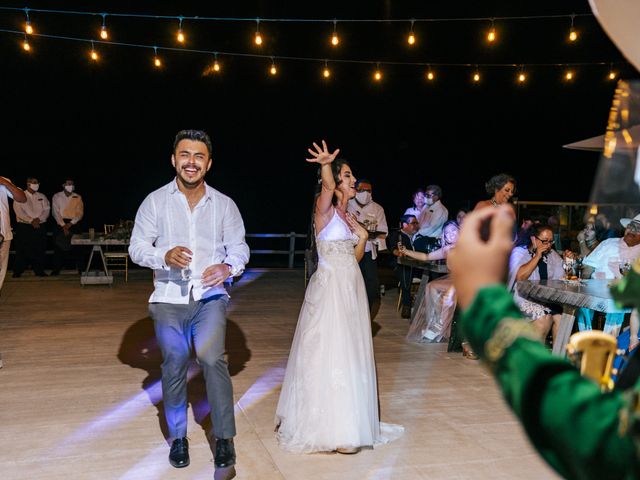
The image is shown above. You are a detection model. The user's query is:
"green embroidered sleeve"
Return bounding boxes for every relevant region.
[460,285,640,479]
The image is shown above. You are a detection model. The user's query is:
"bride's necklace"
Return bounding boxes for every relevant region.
[490,198,499,207]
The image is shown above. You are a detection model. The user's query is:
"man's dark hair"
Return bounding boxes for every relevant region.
[425,184,442,198]
[400,214,417,225]
[173,129,213,156]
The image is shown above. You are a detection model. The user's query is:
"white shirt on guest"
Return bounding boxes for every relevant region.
[52,191,84,226]
[508,246,564,297]
[347,198,388,254]
[129,179,250,304]
[14,191,50,224]
[404,206,423,218]
[417,200,448,238]
[0,185,13,241]
[584,237,640,279]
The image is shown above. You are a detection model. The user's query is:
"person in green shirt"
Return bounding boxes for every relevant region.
[448,205,640,480]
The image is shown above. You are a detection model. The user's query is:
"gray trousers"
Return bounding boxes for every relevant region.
[149,294,235,440]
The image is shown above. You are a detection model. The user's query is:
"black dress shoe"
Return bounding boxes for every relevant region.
[401,305,411,319]
[214,438,236,468]
[169,437,189,468]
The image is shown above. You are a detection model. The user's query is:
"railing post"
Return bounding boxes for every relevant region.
[288,232,296,268]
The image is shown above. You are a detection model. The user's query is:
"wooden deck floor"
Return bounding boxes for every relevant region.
[0,270,559,480]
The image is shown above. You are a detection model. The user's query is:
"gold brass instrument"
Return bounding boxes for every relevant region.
[566,331,624,392]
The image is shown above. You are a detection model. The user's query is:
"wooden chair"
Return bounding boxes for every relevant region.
[103,224,129,282]
[397,277,421,311]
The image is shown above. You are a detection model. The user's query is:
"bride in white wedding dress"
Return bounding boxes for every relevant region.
[275,140,403,454]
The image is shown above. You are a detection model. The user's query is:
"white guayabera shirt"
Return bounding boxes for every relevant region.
[129,179,250,304]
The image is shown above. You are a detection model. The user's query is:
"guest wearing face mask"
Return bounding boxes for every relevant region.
[12,177,50,277]
[347,179,388,315]
[51,178,84,275]
[415,185,448,253]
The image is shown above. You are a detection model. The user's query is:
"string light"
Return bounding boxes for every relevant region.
[24,8,33,35]
[407,20,416,45]
[177,17,185,43]
[568,14,578,42]
[255,19,263,46]
[322,60,330,78]
[426,69,435,81]
[374,63,382,81]
[517,67,526,83]
[90,40,99,61]
[22,35,31,52]
[565,69,574,81]
[473,68,481,82]
[99,14,108,40]
[487,19,496,43]
[153,46,162,68]
[608,70,616,80]
[269,57,277,75]
[331,20,339,46]
[213,53,221,72]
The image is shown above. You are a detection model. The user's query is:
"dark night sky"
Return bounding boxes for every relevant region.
[0,0,636,234]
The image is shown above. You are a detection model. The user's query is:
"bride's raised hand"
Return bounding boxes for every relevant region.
[305,140,340,165]
[346,213,368,241]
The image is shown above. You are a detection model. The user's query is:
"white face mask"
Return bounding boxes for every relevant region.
[29,183,39,192]
[64,185,74,193]
[355,191,372,205]
[425,197,435,206]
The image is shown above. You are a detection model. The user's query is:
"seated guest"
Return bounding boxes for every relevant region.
[415,185,448,253]
[579,214,640,335]
[576,216,598,257]
[404,189,426,218]
[508,225,565,340]
[388,214,420,319]
[402,221,460,344]
[595,212,618,242]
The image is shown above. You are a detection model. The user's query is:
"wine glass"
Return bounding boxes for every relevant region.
[562,257,575,280]
[619,260,632,277]
[575,256,584,279]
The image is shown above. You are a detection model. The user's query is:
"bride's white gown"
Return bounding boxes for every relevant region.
[275,209,403,453]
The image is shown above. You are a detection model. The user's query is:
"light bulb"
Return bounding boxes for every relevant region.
[213,61,220,72]
[608,71,616,80]
[100,26,108,40]
[255,32,263,45]
[426,71,434,81]
[22,39,31,51]
[569,29,578,42]
[323,67,330,78]
[374,70,382,81]
[518,73,526,83]
[331,33,339,46]
[407,33,415,45]
[177,29,185,43]
[565,71,573,80]
[25,21,33,35]
[154,56,162,68]
[473,72,480,82]
[270,65,277,75]
[487,28,496,43]
[90,50,99,61]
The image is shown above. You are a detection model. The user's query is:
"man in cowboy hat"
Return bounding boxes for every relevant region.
[575,213,640,335]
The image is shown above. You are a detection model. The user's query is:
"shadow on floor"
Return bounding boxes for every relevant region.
[117,315,251,453]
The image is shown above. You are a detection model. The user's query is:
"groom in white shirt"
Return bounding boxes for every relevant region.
[129,130,249,472]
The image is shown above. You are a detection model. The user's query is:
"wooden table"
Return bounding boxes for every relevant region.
[516,279,628,355]
[397,256,449,325]
[71,234,129,285]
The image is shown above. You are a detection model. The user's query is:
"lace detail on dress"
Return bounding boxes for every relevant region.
[317,239,357,258]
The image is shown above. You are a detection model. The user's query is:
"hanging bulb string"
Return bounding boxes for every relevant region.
[0,27,623,69]
[0,6,594,24]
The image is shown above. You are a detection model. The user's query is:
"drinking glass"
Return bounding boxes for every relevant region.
[619,260,632,277]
